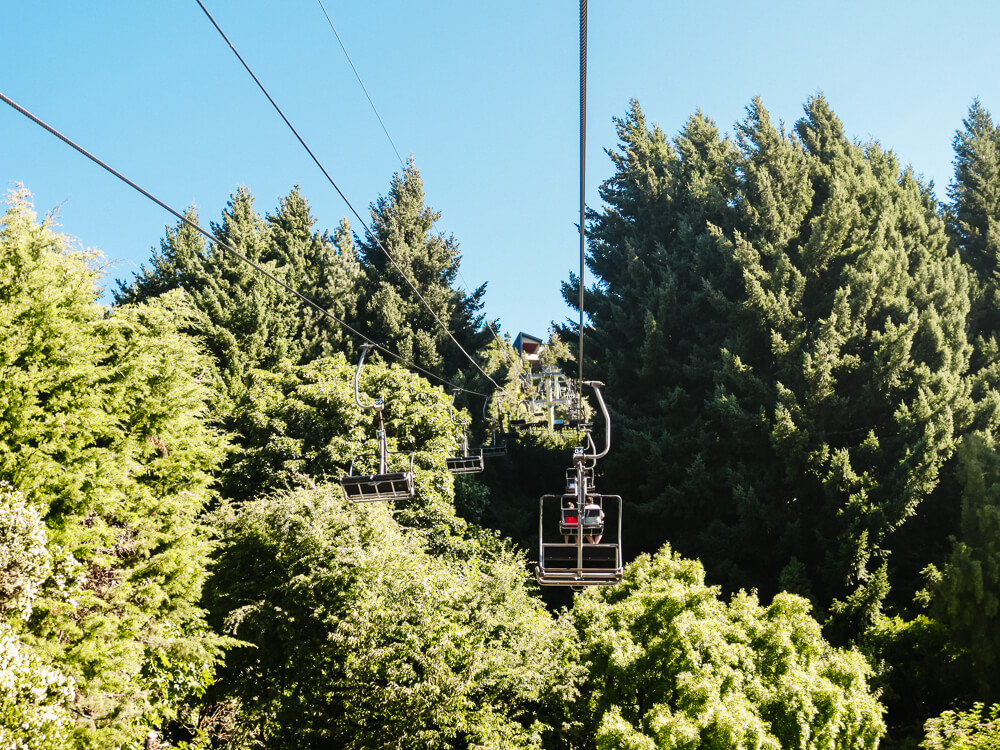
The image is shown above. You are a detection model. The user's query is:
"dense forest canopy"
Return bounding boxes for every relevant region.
[5,94,1000,749]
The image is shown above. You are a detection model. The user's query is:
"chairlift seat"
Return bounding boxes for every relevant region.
[340,452,415,502]
[581,504,604,531]
[446,453,484,474]
[559,507,579,536]
[340,471,414,502]
[481,444,507,458]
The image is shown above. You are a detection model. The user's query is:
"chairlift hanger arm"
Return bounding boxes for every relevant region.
[582,381,610,461]
[449,389,468,427]
[353,344,383,412]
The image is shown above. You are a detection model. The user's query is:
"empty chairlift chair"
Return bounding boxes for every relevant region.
[480,393,508,459]
[446,390,484,474]
[340,345,415,503]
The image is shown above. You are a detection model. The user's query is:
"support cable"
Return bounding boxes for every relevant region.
[0,90,485,398]
[195,0,502,389]
[314,0,513,367]
[315,0,405,171]
[578,0,588,422]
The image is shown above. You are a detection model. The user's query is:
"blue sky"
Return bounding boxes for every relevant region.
[3,1,999,343]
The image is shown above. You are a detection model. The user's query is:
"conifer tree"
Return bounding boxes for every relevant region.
[357,160,489,381]
[264,188,363,361]
[0,189,228,747]
[116,188,304,409]
[947,100,1000,344]
[926,435,1000,702]
[559,99,740,552]
[567,98,984,638]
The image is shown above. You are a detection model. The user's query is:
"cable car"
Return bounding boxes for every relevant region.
[536,382,623,588]
[446,390,484,474]
[340,345,415,502]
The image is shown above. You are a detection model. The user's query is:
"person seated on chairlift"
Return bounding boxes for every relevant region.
[583,497,605,544]
[562,500,578,544]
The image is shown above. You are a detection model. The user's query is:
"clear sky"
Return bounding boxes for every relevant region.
[3,1,1000,343]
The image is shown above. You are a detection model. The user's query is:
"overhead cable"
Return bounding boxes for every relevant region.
[315,0,405,171]
[0,90,485,398]
[194,0,503,391]
[312,0,513,366]
[578,0,588,406]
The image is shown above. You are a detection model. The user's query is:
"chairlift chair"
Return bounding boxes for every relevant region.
[446,390,484,474]
[480,394,508,458]
[511,399,546,432]
[340,345,416,502]
[481,430,508,458]
[565,466,595,493]
[536,382,624,588]
[536,487,622,587]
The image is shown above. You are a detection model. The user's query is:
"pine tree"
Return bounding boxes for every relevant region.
[926,435,1000,702]
[357,160,489,381]
[116,188,308,410]
[558,99,740,554]
[264,188,363,361]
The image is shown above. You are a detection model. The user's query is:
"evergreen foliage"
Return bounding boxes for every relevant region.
[572,545,885,750]
[357,160,490,381]
[0,189,228,748]
[564,97,988,636]
[947,100,1000,349]
[264,189,363,362]
[115,187,362,409]
[925,435,1000,702]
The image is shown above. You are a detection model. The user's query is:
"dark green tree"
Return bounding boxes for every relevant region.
[557,99,740,545]
[116,188,315,410]
[358,160,490,381]
[263,188,362,361]
[924,435,1000,702]
[947,100,1000,346]
[565,97,989,638]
